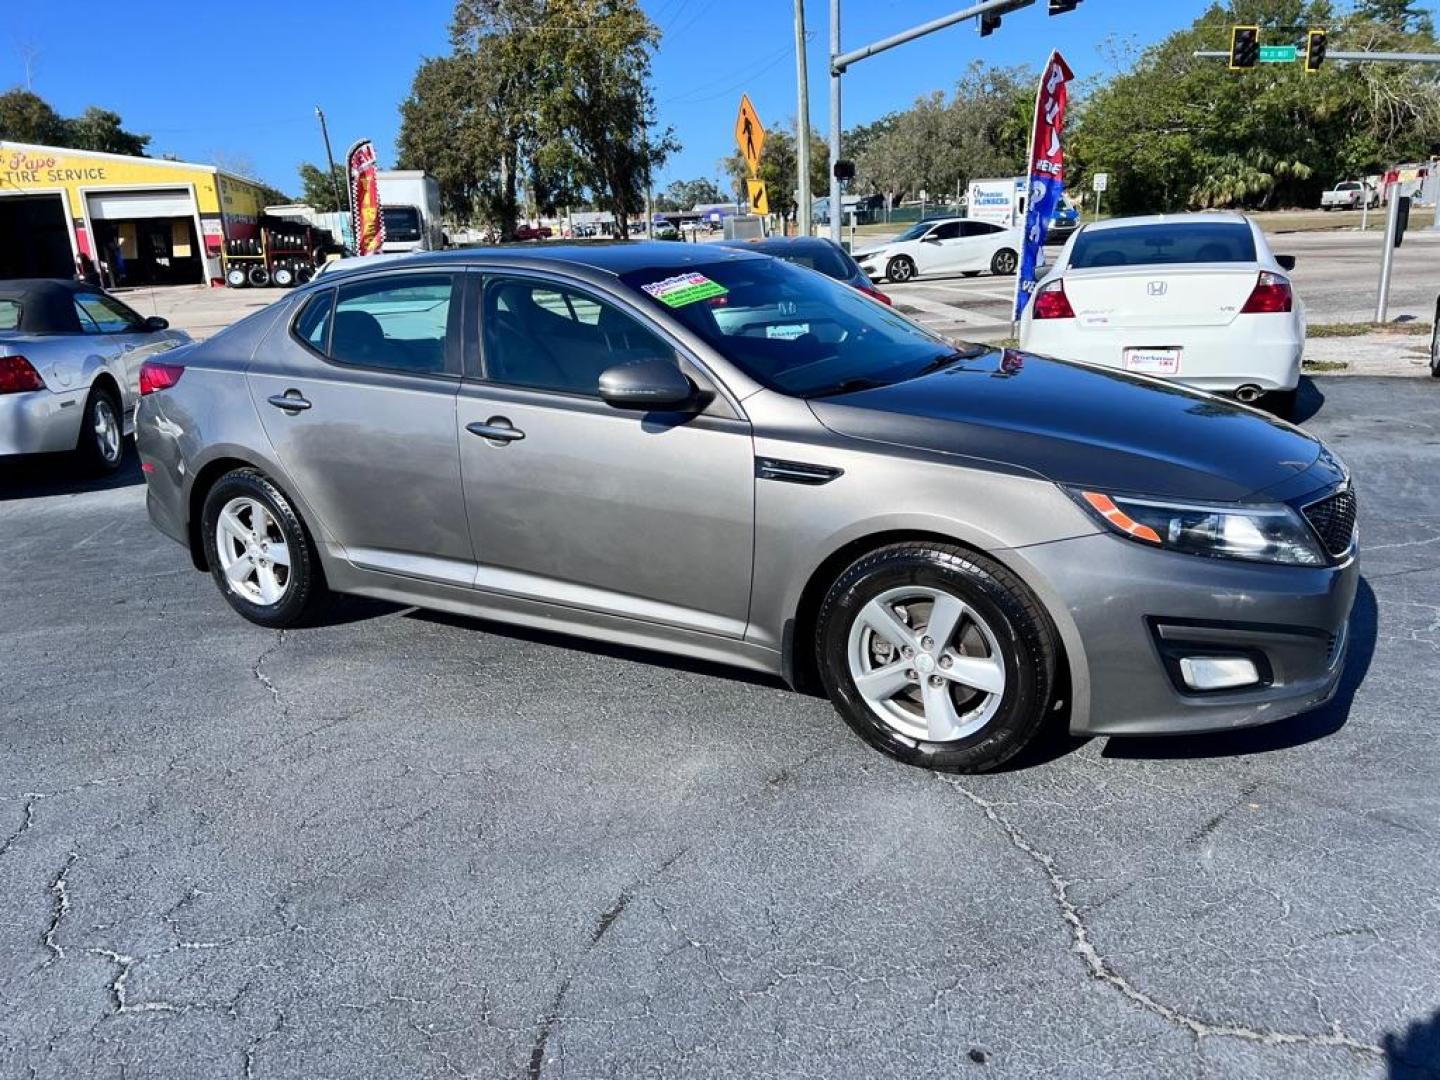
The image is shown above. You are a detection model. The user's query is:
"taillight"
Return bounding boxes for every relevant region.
[1032,279,1075,320]
[1240,272,1293,314]
[139,360,185,395]
[858,283,893,305]
[0,355,44,394]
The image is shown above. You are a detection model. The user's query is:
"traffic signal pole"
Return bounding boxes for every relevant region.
[795,0,813,237]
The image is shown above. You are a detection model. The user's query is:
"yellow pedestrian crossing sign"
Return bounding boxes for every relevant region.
[746,178,769,215]
[735,95,766,176]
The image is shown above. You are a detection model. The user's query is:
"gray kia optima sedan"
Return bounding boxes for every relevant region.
[135,243,1358,772]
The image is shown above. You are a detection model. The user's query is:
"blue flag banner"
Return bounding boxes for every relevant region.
[1014,51,1074,322]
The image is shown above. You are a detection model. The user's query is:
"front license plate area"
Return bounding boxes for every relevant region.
[1124,347,1181,375]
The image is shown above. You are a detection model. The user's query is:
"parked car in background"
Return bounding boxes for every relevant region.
[719,236,891,304]
[1019,213,1305,415]
[0,279,190,471]
[1320,181,1379,211]
[513,224,553,242]
[854,217,1022,283]
[137,243,1356,775]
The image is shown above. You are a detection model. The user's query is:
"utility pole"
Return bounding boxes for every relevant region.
[794,0,814,237]
[315,106,345,214]
[828,0,842,245]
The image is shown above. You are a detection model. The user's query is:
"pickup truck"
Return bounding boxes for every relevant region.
[1320,181,1379,211]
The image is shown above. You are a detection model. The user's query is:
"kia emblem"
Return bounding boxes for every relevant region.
[1147,280,1168,297]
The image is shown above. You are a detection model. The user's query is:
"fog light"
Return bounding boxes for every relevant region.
[1178,656,1260,691]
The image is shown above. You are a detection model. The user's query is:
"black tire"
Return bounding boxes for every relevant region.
[991,248,1019,276]
[200,469,330,629]
[1430,301,1440,378]
[816,543,1059,773]
[273,265,295,287]
[76,383,124,474]
[247,265,271,288]
[886,255,916,283]
[225,266,248,288]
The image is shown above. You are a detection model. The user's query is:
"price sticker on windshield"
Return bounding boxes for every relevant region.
[641,273,728,308]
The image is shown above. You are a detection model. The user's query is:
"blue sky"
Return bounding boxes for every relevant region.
[1,1,1431,196]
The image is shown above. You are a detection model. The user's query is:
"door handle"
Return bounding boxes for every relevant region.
[122,343,137,352]
[466,418,525,444]
[267,391,312,413]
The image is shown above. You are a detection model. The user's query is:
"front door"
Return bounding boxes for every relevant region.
[912,221,964,275]
[456,273,755,638]
[248,270,474,585]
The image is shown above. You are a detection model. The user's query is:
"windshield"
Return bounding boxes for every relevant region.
[1070,222,1256,269]
[619,257,975,398]
[382,206,422,242]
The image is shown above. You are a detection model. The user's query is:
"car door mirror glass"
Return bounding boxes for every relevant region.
[598,358,697,411]
[144,315,169,332]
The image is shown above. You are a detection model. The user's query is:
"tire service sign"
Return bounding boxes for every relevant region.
[347,139,385,257]
[1014,51,1074,321]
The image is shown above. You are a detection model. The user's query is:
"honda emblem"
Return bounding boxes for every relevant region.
[1147,280,1168,297]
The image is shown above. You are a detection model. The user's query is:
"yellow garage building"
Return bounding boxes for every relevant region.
[0,141,271,287]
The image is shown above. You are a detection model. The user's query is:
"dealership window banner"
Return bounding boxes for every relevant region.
[347,139,385,256]
[1013,51,1074,321]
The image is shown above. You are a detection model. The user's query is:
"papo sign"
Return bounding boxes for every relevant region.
[735,94,766,176]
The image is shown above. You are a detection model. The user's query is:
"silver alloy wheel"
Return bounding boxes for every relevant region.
[994,250,1018,275]
[846,585,1006,743]
[888,257,914,282]
[214,497,292,606]
[92,396,121,464]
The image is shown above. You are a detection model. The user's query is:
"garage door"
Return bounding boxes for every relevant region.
[87,188,193,220]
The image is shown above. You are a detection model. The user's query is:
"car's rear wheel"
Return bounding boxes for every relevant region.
[886,255,916,283]
[991,249,1019,276]
[201,469,329,628]
[77,384,123,473]
[816,543,1058,772]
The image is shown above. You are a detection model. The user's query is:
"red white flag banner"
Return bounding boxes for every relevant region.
[347,139,385,256]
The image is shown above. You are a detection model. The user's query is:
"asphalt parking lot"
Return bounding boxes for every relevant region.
[1,375,1438,1079]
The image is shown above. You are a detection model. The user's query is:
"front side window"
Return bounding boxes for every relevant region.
[1070,222,1257,269]
[74,292,140,334]
[619,258,967,398]
[482,277,675,396]
[321,274,456,374]
[928,222,961,241]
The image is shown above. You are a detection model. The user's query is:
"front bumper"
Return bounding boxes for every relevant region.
[0,388,86,455]
[1018,532,1358,737]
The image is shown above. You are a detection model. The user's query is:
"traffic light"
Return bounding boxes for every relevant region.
[979,12,1001,37]
[1229,25,1259,69]
[1305,29,1327,73]
[1049,0,1082,12]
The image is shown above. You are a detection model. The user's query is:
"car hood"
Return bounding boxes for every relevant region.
[807,349,1322,502]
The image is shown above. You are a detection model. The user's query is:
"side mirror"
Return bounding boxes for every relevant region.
[144,315,169,331]
[1275,255,1297,271]
[598,359,697,412]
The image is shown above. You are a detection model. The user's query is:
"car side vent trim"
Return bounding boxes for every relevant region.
[755,458,844,485]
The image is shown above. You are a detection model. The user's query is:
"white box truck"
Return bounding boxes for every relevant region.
[376,171,444,252]
[966,177,1080,235]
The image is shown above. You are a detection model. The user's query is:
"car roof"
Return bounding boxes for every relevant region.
[1082,212,1252,233]
[0,278,106,334]
[309,241,767,285]
[717,237,842,254]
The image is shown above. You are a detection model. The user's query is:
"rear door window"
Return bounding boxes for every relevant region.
[293,289,335,352]
[1070,222,1257,269]
[325,274,459,376]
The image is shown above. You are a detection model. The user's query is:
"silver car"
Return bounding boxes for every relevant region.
[0,279,190,471]
[136,245,1358,772]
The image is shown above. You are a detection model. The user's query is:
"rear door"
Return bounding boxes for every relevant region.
[247,270,475,585]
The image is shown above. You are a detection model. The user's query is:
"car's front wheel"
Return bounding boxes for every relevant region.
[886,255,916,283]
[201,469,329,628]
[817,543,1058,772]
[991,248,1019,276]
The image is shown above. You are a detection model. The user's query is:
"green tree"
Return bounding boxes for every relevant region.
[656,177,724,211]
[0,89,66,145]
[1354,0,1434,34]
[297,162,347,213]
[65,107,149,156]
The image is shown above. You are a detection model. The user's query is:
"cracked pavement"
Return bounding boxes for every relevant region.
[2,376,1438,1079]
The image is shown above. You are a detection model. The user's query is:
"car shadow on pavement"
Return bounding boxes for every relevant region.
[407,608,791,691]
[1291,376,1326,424]
[1100,577,1377,763]
[0,448,144,501]
[1384,1008,1440,1078]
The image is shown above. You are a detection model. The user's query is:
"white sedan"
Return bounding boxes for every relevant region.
[854,217,1023,283]
[1019,213,1305,415]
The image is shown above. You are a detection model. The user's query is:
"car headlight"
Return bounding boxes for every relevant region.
[1069,489,1326,566]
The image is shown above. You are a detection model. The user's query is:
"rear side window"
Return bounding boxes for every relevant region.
[774,246,851,281]
[322,274,457,375]
[0,300,19,330]
[294,290,334,352]
[961,221,1002,237]
[1070,222,1257,269]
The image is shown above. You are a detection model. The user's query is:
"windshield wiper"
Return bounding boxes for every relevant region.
[804,376,893,399]
[912,344,990,377]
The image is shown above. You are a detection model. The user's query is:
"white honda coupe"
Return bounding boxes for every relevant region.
[1019,214,1305,415]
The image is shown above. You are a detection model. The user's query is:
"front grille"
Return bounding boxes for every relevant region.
[1303,487,1357,558]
